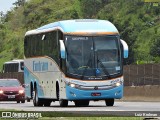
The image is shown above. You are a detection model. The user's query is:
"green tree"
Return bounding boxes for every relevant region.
[79,0,106,18]
[13,0,26,7]
[150,37,160,57]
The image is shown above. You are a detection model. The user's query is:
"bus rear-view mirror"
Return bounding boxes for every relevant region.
[120,39,129,58]
[59,40,66,59]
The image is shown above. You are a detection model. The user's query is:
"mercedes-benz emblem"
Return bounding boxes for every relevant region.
[94,86,98,90]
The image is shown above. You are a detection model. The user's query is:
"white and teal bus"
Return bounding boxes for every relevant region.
[24,19,128,107]
[2,59,24,73]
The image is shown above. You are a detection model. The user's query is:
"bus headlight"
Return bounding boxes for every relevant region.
[65,81,80,88]
[70,83,80,88]
[111,81,122,87]
[67,82,80,88]
[70,83,76,88]
[116,82,121,87]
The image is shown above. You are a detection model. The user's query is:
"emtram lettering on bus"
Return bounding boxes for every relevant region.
[33,61,48,72]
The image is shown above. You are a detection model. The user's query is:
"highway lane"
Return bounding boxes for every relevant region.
[0,101,160,112]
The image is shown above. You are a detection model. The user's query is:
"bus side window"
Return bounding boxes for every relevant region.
[48,31,59,64]
[2,64,5,73]
[6,64,8,72]
[16,63,18,72]
[24,37,28,57]
[21,62,24,70]
[11,63,14,72]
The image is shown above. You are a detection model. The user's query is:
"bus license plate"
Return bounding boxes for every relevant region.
[91,93,101,96]
[8,95,15,98]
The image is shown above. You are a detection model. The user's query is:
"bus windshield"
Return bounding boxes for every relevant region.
[65,35,122,80]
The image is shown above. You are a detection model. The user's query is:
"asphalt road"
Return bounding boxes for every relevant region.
[0,101,160,117]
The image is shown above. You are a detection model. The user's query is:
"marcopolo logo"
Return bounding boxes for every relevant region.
[33,61,48,72]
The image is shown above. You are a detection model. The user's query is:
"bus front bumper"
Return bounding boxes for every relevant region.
[66,85,123,100]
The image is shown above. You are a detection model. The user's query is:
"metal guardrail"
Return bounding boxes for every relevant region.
[124,64,160,86]
[0,72,24,84]
[0,64,159,86]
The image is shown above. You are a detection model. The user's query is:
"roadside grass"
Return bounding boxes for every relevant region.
[0,109,144,120]
[39,117,144,120]
[0,117,144,120]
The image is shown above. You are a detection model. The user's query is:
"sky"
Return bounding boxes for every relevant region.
[0,0,17,14]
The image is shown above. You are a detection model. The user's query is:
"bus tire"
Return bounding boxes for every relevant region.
[44,101,51,107]
[30,83,33,99]
[56,82,59,100]
[74,100,89,107]
[33,89,43,107]
[59,99,68,107]
[27,98,30,102]
[105,99,114,106]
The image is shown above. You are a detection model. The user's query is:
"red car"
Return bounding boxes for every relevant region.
[0,79,25,103]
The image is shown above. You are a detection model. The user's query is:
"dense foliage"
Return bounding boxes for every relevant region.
[0,0,159,69]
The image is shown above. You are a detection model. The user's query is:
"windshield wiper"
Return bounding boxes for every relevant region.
[96,52,111,78]
[97,59,110,78]
[81,53,92,80]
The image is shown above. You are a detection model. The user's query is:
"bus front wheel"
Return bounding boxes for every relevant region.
[59,99,68,107]
[74,100,89,107]
[105,99,114,106]
[27,98,30,102]
[44,101,51,106]
[33,89,43,106]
